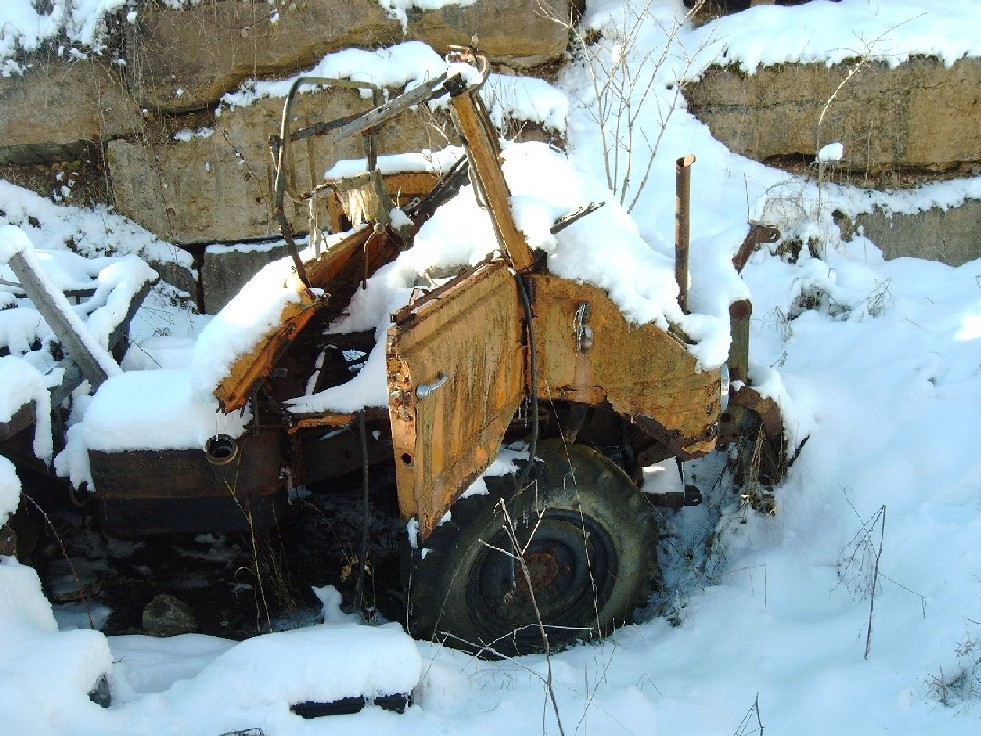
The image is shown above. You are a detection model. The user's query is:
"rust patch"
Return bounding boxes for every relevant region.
[529,274,721,458]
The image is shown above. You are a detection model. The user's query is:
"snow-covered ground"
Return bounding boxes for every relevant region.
[2,1,981,734]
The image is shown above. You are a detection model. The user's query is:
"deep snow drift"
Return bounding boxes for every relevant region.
[2,1,981,734]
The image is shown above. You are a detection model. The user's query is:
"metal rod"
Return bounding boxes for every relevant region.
[675,154,695,314]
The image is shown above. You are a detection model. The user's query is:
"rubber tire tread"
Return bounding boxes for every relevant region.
[408,440,658,657]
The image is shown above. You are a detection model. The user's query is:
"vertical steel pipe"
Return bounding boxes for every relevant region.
[728,298,753,385]
[675,154,695,314]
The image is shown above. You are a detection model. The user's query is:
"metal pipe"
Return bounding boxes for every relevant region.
[675,154,695,314]
[728,298,752,385]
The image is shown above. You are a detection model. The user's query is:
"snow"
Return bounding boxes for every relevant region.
[0,356,54,462]
[220,40,568,135]
[686,0,981,74]
[1,1,981,735]
[817,141,844,163]
[82,369,251,452]
[0,1,128,73]
[0,179,192,267]
[0,556,113,736]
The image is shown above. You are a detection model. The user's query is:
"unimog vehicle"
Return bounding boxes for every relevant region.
[0,50,785,657]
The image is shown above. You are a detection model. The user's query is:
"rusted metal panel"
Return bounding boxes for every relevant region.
[97,493,285,536]
[215,225,401,412]
[214,292,324,412]
[529,274,722,458]
[286,407,389,432]
[732,223,781,273]
[728,298,753,388]
[89,428,285,534]
[382,171,439,208]
[387,261,525,539]
[0,401,35,442]
[89,428,283,501]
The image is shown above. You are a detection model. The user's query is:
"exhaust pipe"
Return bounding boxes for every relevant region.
[205,434,239,466]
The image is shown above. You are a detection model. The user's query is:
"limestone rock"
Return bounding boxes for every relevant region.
[405,0,567,68]
[0,58,142,165]
[201,242,291,314]
[853,199,981,267]
[107,85,445,243]
[142,593,198,637]
[126,0,568,112]
[127,0,397,113]
[685,57,981,174]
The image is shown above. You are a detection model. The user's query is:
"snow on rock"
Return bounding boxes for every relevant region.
[689,0,981,76]
[482,73,569,134]
[378,0,476,31]
[0,180,192,268]
[0,557,112,736]
[168,619,421,711]
[96,588,422,735]
[0,1,128,69]
[219,39,569,135]
[219,41,449,109]
[817,142,844,163]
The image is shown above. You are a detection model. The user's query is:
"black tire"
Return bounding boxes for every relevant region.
[409,440,658,657]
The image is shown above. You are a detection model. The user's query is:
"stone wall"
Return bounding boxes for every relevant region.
[129,0,566,113]
[1,0,568,244]
[685,57,981,175]
[0,1,569,310]
[687,56,981,266]
[0,58,141,166]
[104,87,445,244]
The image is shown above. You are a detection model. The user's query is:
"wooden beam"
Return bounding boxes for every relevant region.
[7,250,120,389]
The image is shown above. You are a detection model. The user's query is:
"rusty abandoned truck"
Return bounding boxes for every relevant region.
[0,51,785,656]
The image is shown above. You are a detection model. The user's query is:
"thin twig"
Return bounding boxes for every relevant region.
[864,505,886,660]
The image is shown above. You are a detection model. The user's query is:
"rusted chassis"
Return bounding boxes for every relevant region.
[78,58,782,544]
[86,238,729,538]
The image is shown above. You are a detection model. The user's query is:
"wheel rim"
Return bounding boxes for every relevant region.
[465,507,618,651]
